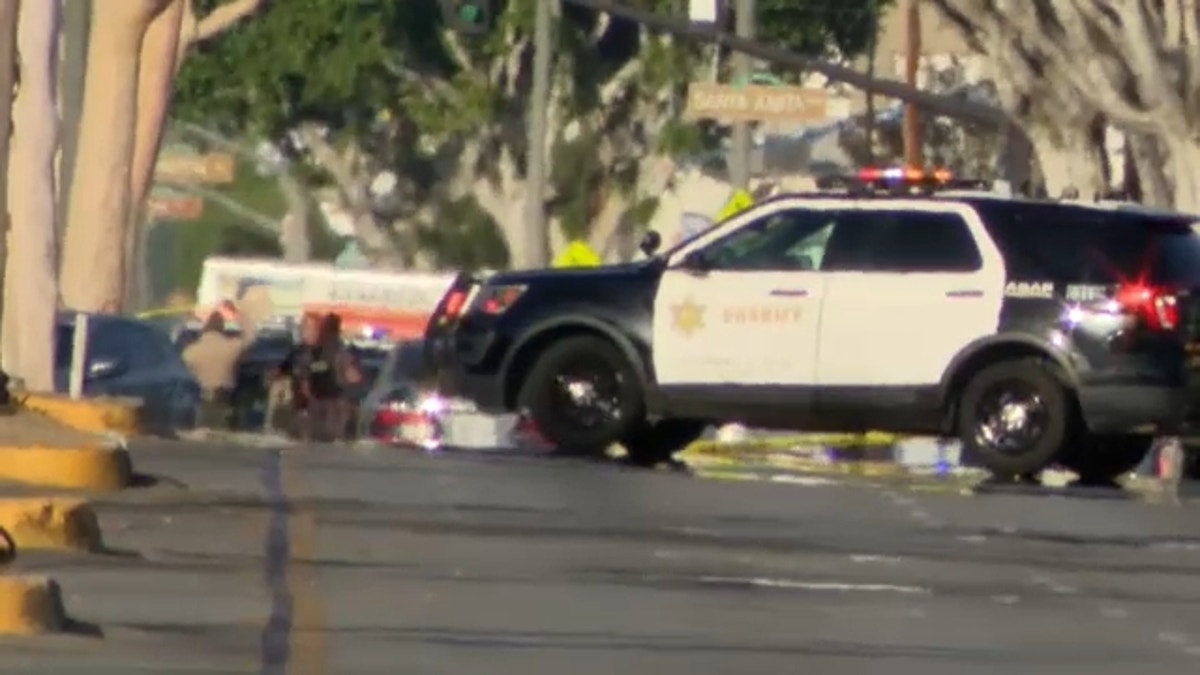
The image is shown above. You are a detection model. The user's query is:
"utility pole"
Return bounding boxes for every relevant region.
[729,0,755,190]
[522,0,554,269]
[902,0,923,168]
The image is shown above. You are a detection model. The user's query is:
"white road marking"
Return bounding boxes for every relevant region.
[1158,631,1189,646]
[1099,606,1128,619]
[957,534,987,544]
[696,575,931,595]
[849,554,903,564]
[768,474,837,486]
[991,594,1020,605]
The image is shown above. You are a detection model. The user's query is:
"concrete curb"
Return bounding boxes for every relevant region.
[20,394,143,437]
[0,445,133,491]
[0,498,104,552]
[0,576,66,635]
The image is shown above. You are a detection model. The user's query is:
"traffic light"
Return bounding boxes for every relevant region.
[441,0,494,35]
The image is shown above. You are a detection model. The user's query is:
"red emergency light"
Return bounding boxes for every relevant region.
[857,166,953,183]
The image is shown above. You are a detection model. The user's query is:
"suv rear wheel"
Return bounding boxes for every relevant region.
[517,335,645,456]
[957,359,1073,478]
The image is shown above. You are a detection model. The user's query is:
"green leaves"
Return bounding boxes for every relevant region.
[176,0,414,138]
[758,0,889,60]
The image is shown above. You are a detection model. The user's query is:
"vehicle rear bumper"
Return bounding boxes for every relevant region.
[425,333,507,413]
[1077,382,1200,436]
[430,365,506,413]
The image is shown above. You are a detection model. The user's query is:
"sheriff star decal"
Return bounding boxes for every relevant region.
[671,297,706,336]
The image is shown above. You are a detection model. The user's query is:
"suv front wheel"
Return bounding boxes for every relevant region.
[517,335,645,456]
[957,359,1073,478]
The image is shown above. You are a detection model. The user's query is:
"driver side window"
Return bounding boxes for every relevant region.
[694,208,836,271]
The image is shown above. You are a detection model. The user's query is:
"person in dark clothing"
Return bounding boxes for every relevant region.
[272,313,361,441]
[311,313,363,440]
[269,313,321,437]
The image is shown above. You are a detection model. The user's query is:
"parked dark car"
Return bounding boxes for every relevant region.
[55,312,201,433]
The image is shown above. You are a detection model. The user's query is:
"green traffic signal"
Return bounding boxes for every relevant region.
[444,0,492,33]
[458,5,482,23]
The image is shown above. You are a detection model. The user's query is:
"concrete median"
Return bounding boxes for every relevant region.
[21,393,142,437]
[0,576,66,635]
[0,444,132,491]
[0,498,104,551]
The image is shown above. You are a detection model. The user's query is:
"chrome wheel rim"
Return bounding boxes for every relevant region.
[973,382,1048,455]
[548,359,622,431]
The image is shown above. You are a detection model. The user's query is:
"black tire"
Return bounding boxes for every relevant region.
[517,335,645,456]
[623,419,707,467]
[956,359,1073,479]
[1061,434,1153,485]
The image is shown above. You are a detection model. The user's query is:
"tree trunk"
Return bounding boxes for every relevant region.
[276,170,311,262]
[121,0,184,310]
[58,0,90,246]
[1026,121,1106,200]
[8,0,61,391]
[0,0,18,372]
[129,0,183,212]
[1165,139,1200,214]
[61,1,167,311]
[1125,133,1171,207]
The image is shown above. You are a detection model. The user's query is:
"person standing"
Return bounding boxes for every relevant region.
[273,313,361,441]
[181,300,258,429]
[309,313,362,441]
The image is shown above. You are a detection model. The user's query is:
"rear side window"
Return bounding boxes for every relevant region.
[978,202,1200,285]
[823,210,982,272]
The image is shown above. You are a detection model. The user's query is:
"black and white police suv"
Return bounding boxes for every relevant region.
[425,169,1200,481]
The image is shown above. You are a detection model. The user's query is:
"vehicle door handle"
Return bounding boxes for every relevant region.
[769,289,808,297]
[946,289,984,298]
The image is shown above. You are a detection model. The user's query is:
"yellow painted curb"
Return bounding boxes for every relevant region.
[0,499,103,551]
[0,445,132,492]
[0,576,66,635]
[680,431,900,458]
[685,454,911,478]
[20,393,142,437]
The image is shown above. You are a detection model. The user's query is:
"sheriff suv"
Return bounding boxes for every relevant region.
[425,175,1200,481]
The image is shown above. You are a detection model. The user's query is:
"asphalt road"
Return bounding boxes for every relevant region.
[3,440,1200,674]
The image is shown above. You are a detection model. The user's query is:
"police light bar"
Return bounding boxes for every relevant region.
[857,166,953,183]
[815,166,989,193]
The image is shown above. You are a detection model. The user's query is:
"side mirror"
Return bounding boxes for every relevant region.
[87,357,126,380]
[638,230,662,257]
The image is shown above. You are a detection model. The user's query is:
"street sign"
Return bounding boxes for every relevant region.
[684,83,829,123]
[147,195,204,220]
[154,153,236,185]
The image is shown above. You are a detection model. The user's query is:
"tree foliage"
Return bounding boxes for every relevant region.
[175,0,890,268]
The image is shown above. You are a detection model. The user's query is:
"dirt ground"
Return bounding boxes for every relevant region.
[0,407,106,448]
